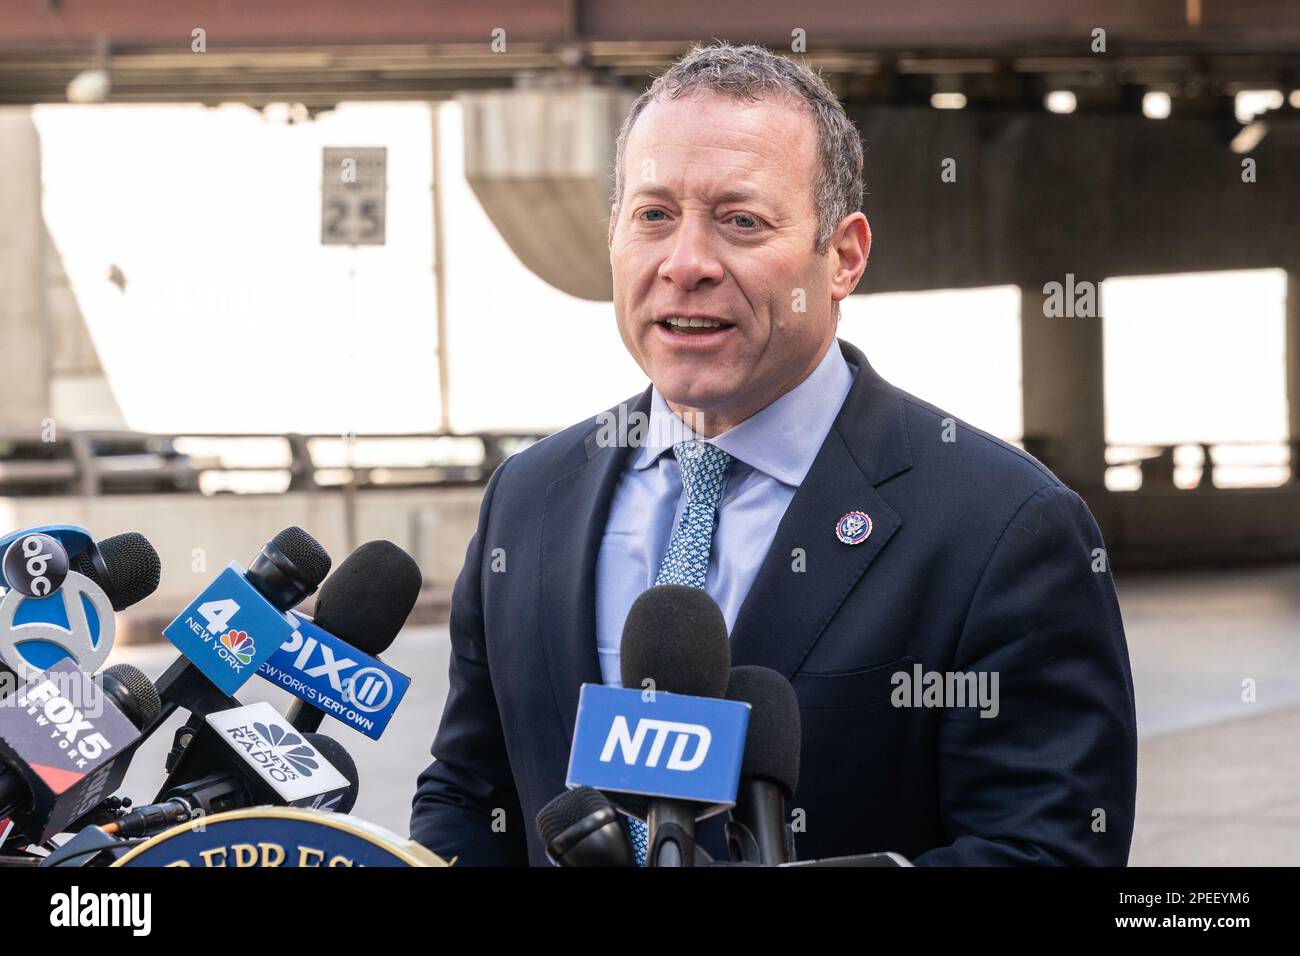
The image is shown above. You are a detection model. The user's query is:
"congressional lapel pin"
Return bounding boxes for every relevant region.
[835,511,872,546]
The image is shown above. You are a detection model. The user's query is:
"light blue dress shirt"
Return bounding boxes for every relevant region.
[594,342,856,686]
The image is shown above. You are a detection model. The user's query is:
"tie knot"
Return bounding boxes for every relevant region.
[672,441,733,506]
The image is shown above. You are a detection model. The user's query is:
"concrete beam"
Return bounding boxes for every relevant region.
[3,1,1298,48]
[45,228,126,429]
[1020,279,1107,492]
[0,107,124,431]
[458,85,635,301]
[0,108,50,429]
[457,99,1300,302]
[848,105,1300,294]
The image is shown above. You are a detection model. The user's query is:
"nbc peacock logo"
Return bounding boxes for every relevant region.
[254,721,320,776]
[218,629,255,666]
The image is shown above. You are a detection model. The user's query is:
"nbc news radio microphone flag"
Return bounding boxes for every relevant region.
[566,683,750,814]
[152,700,352,812]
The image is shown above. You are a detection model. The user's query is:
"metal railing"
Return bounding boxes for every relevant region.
[0,428,547,497]
[4,428,1292,498]
[1021,436,1296,491]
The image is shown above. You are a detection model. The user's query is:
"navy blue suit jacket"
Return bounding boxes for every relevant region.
[411,340,1138,866]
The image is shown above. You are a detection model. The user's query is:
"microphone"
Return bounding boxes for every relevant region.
[619,585,731,699]
[150,699,352,815]
[0,531,160,839]
[0,531,160,687]
[724,665,801,865]
[302,733,359,813]
[536,787,635,867]
[150,527,332,748]
[276,540,421,735]
[0,661,161,843]
[69,533,162,613]
[618,585,732,867]
[98,662,165,732]
[109,730,359,839]
[245,526,333,611]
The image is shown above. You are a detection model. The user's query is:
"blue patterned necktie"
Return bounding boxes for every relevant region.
[627,439,734,866]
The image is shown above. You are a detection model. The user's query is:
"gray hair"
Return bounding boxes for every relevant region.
[609,41,864,256]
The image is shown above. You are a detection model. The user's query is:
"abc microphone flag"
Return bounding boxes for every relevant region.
[0,529,160,682]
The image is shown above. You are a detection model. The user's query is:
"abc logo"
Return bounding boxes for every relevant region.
[2,533,70,598]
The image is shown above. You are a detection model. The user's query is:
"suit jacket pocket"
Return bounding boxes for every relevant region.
[792,655,917,711]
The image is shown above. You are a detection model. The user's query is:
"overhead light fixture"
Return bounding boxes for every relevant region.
[1230,120,1268,154]
[1045,90,1077,114]
[930,92,966,110]
[66,69,111,104]
[1142,91,1171,119]
[67,35,111,104]
[261,102,291,123]
[1235,89,1284,123]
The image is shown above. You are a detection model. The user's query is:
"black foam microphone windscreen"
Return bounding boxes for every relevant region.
[311,540,423,657]
[71,532,161,611]
[619,585,730,699]
[726,665,802,797]
[302,733,359,814]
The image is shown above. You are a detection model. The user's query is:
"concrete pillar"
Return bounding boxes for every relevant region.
[46,227,126,429]
[1287,271,1300,482]
[0,108,51,430]
[1020,277,1108,492]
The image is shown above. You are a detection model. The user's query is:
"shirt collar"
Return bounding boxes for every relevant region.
[633,341,855,487]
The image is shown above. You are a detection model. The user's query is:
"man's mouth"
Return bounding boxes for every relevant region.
[655,315,735,337]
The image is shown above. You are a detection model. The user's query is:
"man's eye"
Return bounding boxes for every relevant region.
[730,213,761,230]
[639,209,668,222]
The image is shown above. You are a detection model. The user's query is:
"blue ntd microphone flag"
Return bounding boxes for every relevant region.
[566,683,749,815]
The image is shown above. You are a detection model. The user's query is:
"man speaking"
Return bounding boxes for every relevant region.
[411,42,1138,866]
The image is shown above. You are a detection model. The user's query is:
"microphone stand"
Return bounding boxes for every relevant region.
[647,799,700,868]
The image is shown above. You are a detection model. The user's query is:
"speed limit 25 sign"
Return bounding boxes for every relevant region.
[321,146,387,245]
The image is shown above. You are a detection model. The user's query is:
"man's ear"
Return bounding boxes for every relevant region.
[830,212,871,305]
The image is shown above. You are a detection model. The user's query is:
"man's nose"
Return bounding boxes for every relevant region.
[657,215,724,291]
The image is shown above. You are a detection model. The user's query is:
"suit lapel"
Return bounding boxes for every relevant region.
[538,390,650,743]
[538,339,913,732]
[729,339,913,679]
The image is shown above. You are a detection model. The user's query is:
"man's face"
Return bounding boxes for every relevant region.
[610,92,867,433]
